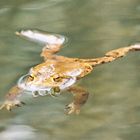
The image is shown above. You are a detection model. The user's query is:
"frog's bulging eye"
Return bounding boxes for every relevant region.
[28,75,34,81]
[53,77,62,82]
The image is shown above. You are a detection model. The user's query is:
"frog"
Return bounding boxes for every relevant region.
[0,29,140,114]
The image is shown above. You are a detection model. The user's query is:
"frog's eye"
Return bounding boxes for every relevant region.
[53,77,62,82]
[28,75,34,81]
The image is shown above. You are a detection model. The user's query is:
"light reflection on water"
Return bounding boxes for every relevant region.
[0,125,37,140]
[0,0,140,140]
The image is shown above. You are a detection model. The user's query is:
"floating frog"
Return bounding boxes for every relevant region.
[0,29,140,114]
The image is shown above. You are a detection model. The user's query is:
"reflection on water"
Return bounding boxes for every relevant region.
[0,0,140,140]
[0,125,36,140]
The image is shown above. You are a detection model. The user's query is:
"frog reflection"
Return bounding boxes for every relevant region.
[0,29,140,114]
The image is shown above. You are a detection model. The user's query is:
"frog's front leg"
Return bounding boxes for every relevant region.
[65,86,89,114]
[0,85,25,111]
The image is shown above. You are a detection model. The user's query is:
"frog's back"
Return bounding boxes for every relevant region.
[33,58,93,79]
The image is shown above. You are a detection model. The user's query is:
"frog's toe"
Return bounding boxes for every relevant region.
[15,101,26,107]
[0,100,25,111]
[65,102,80,115]
[0,102,13,111]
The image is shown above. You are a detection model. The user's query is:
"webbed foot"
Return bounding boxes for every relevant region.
[65,102,80,115]
[0,100,25,111]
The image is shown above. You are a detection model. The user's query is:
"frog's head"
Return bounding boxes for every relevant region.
[17,74,50,92]
[17,67,77,92]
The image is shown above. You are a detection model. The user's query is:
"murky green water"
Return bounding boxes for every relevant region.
[0,0,140,140]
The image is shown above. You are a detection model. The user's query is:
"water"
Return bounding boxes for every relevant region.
[0,0,140,140]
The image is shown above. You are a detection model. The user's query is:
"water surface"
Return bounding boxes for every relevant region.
[0,0,140,140]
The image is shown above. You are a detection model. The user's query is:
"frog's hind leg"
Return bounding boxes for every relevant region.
[40,44,63,60]
[83,44,140,67]
[16,29,67,60]
[65,86,89,114]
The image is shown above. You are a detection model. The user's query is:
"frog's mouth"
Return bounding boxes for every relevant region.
[17,74,51,92]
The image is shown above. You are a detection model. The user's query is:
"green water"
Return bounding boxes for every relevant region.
[0,0,140,140]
